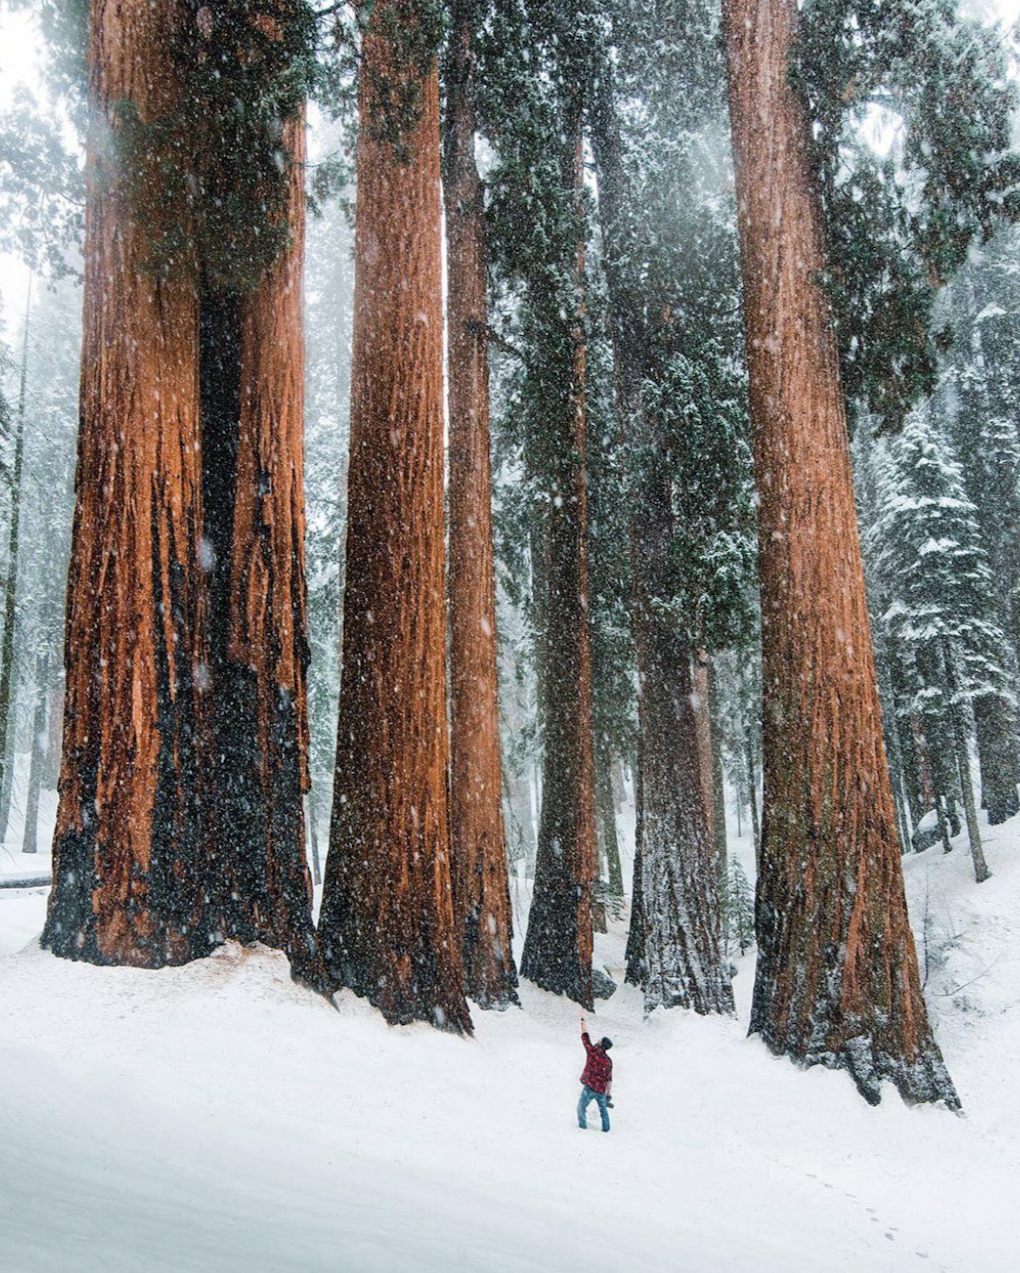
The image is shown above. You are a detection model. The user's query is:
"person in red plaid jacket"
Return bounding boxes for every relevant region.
[577,1016,613,1132]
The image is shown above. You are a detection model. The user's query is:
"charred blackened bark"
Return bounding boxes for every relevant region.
[520,117,597,1010]
[723,0,957,1104]
[44,0,208,967]
[200,114,322,987]
[443,5,518,1009]
[319,3,471,1033]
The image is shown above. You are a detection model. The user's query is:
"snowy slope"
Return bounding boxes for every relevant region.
[1,809,1018,1272]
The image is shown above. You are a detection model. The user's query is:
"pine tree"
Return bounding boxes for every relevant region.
[872,406,1008,881]
[484,1,600,1007]
[0,275,32,840]
[319,0,472,1032]
[588,10,749,1015]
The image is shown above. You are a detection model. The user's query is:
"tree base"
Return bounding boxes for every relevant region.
[754,1029,961,1111]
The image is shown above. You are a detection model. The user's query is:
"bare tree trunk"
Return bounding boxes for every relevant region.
[693,656,715,844]
[21,654,48,856]
[744,730,761,865]
[973,692,1019,825]
[0,276,31,841]
[942,643,990,883]
[519,118,597,1010]
[319,4,471,1033]
[443,5,518,1009]
[44,0,208,967]
[723,0,957,1105]
[44,680,63,790]
[596,743,624,901]
[624,741,645,987]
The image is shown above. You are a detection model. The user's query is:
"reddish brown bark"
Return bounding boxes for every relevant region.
[693,656,715,843]
[723,0,958,1104]
[43,0,208,967]
[318,4,471,1033]
[199,112,322,986]
[443,8,518,1009]
[519,122,597,1010]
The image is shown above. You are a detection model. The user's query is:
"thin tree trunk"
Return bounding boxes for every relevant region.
[44,680,62,790]
[0,276,31,841]
[520,117,597,1010]
[443,4,518,1009]
[708,658,728,890]
[624,740,645,987]
[44,0,208,966]
[596,744,624,901]
[943,643,990,883]
[22,655,48,856]
[693,656,715,845]
[972,692,1019,825]
[319,4,471,1033]
[744,730,761,867]
[723,0,957,1105]
[590,71,731,1015]
[307,785,322,887]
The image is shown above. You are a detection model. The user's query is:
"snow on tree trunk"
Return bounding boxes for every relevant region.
[722,0,958,1105]
[44,0,208,967]
[318,3,471,1034]
[443,7,519,1010]
[519,119,597,1010]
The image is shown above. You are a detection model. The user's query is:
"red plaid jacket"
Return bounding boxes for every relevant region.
[580,1032,612,1094]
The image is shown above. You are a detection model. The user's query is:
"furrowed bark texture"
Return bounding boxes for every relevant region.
[443,9,518,1010]
[519,124,597,1010]
[319,6,471,1033]
[590,73,732,1015]
[43,0,208,967]
[723,0,958,1105]
[202,113,322,987]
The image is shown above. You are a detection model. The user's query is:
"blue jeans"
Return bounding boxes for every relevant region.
[577,1085,610,1132]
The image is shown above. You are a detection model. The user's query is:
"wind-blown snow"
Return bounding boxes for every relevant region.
[1,802,1018,1271]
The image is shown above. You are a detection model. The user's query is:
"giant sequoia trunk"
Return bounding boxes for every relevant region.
[722,0,957,1104]
[519,118,597,1010]
[442,7,518,1009]
[201,114,322,987]
[318,4,471,1033]
[43,0,208,966]
[590,71,732,1016]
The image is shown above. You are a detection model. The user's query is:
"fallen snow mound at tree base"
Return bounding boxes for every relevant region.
[1,818,1018,1273]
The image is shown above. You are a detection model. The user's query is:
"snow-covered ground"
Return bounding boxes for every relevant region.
[2,795,1018,1272]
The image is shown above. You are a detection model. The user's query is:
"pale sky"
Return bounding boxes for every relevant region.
[2,0,1020,334]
